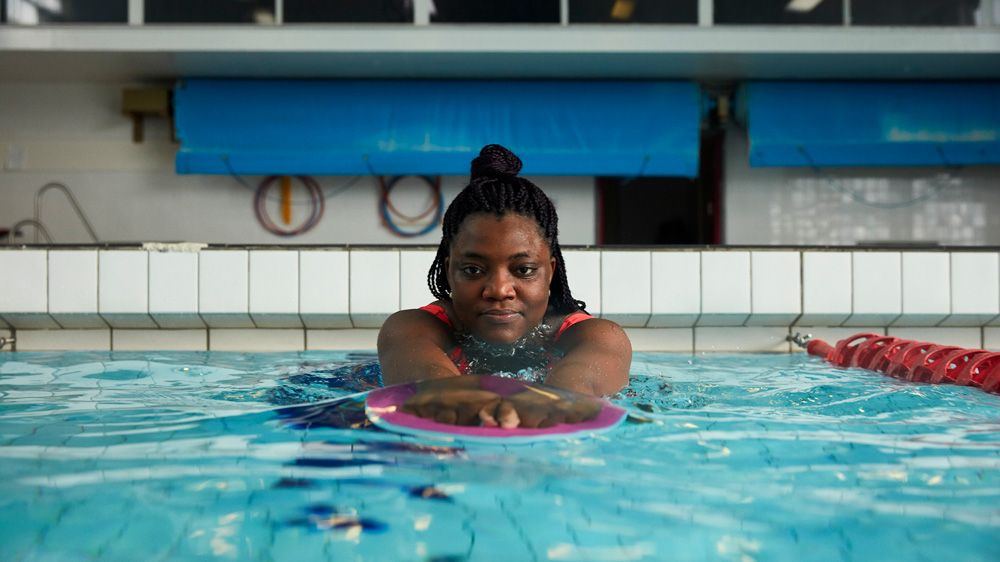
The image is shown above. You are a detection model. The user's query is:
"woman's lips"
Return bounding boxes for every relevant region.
[480,310,521,324]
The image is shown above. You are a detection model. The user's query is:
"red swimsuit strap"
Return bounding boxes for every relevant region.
[554,311,593,340]
[418,303,453,329]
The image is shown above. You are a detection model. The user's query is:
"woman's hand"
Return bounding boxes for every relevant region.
[399,376,601,429]
[401,376,519,428]
[496,386,602,428]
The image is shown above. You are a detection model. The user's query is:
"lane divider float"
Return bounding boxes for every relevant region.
[791,332,1000,394]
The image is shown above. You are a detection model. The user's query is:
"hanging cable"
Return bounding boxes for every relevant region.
[254,175,325,236]
[222,155,363,203]
[376,175,444,238]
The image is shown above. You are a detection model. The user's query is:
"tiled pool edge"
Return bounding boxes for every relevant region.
[5,326,997,353]
[2,246,999,352]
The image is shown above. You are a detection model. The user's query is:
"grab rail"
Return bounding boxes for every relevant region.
[33,182,99,243]
[7,219,53,245]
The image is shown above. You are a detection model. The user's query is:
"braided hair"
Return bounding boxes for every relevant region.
[427,144,586,314]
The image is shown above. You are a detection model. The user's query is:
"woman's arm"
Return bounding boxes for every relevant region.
[378,312,520,426]
[377,308,462,386]
[546,318,631,396]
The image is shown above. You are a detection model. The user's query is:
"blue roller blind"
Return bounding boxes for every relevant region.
[744,81,1000,168]
[175,79,701,177]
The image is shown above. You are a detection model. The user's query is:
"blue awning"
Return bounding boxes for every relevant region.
[742,82,1000,168]
[174,79,701,177]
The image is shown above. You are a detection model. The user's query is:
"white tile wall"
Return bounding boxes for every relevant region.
[601,251,651,327]
[944,252,1000,327]
[113,329,207,351]
[299,250,351,328]
[15,329,111,351]
[699,251,751,326]
[306,329,380,350]
[694,327,791,353]
[0,250,56,328]
[249,250,301,328]
[798,252,852,327]
[748,251,801,326]
[562,250,601,316]
[199,250,253,328]
[649,251,699,327]
[148,252,203,328]
[399,250,437,310]
[48,250,104,328]
[844,252,901,327]
[5,247,1000,352]
[350,250,400,328]
[985,328,1000,351]
[623,328,693,352]
[887,327,983,350]
[98,250,155,328]
[896,252,950,327]
[209,329,304,351]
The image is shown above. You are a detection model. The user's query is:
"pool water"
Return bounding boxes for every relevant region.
[1,351,998,561]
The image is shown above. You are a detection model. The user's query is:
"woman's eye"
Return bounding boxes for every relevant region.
[461,266,483,276]
[515,266,538,277]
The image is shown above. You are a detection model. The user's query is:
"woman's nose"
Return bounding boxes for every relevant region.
[483,272,515,299]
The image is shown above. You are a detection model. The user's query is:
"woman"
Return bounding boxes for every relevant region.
[377,144,631,428]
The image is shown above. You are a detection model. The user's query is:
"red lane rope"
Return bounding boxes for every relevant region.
[805,332,1000,394]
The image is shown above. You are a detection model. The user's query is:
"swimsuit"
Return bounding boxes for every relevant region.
[418,303,593,375]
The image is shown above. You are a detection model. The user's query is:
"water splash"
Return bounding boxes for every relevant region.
[454,323,562,382]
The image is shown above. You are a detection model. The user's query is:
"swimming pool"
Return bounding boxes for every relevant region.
[1,351,998,561]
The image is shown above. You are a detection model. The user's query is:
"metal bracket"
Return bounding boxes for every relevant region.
[786,332,813,349]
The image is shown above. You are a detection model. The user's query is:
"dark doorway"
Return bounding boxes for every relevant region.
[598,129,723,245]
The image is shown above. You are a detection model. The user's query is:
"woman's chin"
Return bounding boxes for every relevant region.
[472,327,525,346]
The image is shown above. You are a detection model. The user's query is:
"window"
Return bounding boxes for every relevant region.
[430,0,560,23]
[852,0,982,26]
[144,0,275,24]
[4,0,127,24]
[570,0,697,24]
[714,0,844,25]
[284,0,412,23]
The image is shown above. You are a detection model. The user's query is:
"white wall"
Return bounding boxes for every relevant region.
[724,128,1000,246]
[0,81,597,246]
[8,81,1000,249]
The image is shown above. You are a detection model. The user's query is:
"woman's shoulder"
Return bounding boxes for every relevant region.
[550,312,628,350]
[383,301,455,334]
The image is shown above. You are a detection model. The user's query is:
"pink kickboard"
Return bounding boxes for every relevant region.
[365,375,628,444]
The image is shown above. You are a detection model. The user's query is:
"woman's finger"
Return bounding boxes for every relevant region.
[537,413,564,429]
[495,399,520,429]
[434,409,458,425]
[478,399,500,427]
[456,400,488,426]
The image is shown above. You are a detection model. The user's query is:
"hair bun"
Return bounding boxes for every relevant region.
[470,144,522,179]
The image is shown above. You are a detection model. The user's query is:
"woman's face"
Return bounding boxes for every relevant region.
[446,212,555,344]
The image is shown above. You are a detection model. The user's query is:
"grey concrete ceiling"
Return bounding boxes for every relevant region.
[1,25,998,82]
